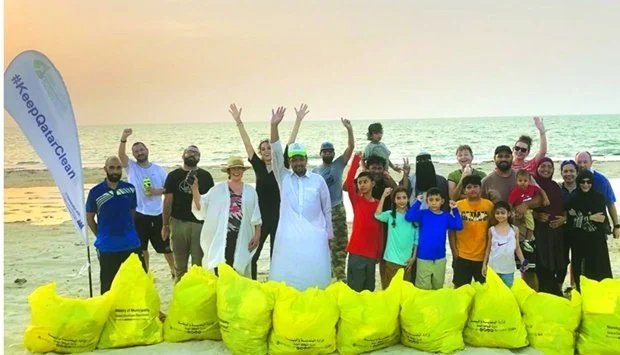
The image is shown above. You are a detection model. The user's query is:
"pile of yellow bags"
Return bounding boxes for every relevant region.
[464,268,529,349]
[269,283,339,354]
[577,277,620,354]
[400,278,475,353]
[335,270,403,354]
[216,263,275,355]
[513,277,582,355]
[23,283,112,353]
[97,254,163,349]
[24,256,620,354]
[163,265,220,342]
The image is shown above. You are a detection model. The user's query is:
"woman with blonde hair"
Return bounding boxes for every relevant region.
[191,156,261,277]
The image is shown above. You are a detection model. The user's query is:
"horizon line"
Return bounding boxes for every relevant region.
[3,112,619,128]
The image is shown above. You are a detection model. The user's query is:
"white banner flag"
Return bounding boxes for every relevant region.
[4,50,88,245]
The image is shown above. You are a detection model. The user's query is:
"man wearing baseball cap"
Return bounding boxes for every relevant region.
[312,118,355,281]
[267,106,333,291]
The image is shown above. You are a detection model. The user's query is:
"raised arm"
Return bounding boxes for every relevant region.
[533,116,547,162]
[287,103,309,145]
[405,198,423,223]
[383,171,398,189]
[341,118,355,164]
[190,179,203,216]
[448,201,464,231]
[118,128,132,168]
[375,187,393,217]
[450,167,471,201]
[346,153,362,205]
[399,158,410,191]
[229,104,255,159]
[270,107,287,184]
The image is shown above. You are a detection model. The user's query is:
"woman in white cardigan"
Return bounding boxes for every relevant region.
[191,156,261,277]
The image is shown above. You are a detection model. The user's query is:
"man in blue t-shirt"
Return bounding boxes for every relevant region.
[311,118,355,281]
[576,151,620,239]
[86,156,145,294]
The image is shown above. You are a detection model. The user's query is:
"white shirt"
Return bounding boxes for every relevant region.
[489,225,517,274]
[271,141,333,238]
[268,140,333,291]
[191,182,262,276]
[125,159,167,216]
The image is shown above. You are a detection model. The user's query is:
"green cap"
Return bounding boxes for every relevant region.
[288,142,307,158]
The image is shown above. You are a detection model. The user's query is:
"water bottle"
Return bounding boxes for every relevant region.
[143,177,152,196]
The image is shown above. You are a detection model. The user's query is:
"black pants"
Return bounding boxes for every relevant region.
[251,215,278,280]
[347,254,376,292]
[453,257,486,287]
[98,248,146,295]
[213,230,239,277]
[536,263,562,296]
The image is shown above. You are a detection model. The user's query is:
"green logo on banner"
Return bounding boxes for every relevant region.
[33,59,50,79]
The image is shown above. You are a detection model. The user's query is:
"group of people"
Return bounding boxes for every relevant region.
[85,107,619,298]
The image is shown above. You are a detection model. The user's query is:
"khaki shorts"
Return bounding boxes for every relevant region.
[415,258,447,290]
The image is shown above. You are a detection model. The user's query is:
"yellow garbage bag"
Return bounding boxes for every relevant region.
[24,283,112,353]
[577,276,620,355]
[463,268,528,349]
[400,279,475,353]
[269,282,339,354]
[97,254,163,349]
[163,265,221,342]
[336,269,403,354]
[513,277,581,355]
[216,263,275,355]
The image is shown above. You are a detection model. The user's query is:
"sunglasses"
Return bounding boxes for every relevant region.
[562,159,576,166]
[579,179,593,185]
[513,146,528,153]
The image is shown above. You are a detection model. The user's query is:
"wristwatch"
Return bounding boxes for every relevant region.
[614,224,620,230]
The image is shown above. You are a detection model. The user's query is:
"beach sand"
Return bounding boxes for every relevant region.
[4,165,620,354]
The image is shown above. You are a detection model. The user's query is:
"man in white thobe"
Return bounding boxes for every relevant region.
[268,106,333,291]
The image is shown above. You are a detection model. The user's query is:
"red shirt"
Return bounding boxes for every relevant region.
[512,158,540,178]
[345,155,384,260]
[508,184,540,206]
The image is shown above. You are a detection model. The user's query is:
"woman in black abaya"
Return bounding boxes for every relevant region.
[566,170,613,291]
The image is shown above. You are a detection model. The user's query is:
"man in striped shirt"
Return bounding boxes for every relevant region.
[86,156,146,294]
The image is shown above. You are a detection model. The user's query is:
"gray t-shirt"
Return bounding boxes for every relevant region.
[481,169,517,203]
[312,155,346,207]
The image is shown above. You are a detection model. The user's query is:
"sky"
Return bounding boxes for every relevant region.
[4,0,620,125]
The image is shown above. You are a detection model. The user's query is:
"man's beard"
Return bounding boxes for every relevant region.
[107,173,121,182]
[322,156,334,164]
[136,154,148,163]
[184,157,199,167]
[416,161,437,192]
[293,166,307,176]
[496,161,511,172]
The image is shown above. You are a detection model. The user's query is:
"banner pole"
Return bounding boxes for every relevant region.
[86,245,94,298]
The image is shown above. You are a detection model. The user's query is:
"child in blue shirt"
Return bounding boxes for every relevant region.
[405,187,463,290]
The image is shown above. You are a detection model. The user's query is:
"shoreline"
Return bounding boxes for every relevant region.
[6,160,620,189]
